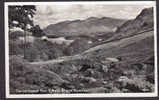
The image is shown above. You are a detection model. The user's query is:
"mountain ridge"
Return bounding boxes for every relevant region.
[44,17,126,37]
[107,7,154,41]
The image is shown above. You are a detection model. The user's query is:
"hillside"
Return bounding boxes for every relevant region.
[64,7,154,56]
[11,29,154,93]
[30,30,154,66]
[83,30,154,64]
[107,7,154,41]
[44,17,125,37]
[81,7,154,64]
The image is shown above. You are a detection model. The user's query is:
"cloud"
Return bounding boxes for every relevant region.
[33,3,154,29]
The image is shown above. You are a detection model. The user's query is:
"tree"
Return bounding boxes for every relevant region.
[9,5,36,29]
[9,5,36,58]
[30,25,45,37]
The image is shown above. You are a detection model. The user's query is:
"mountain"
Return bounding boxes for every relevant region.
[44,17,125,37]
[65,7,154,56]
[107,7,154,41]
[76,8,155,75]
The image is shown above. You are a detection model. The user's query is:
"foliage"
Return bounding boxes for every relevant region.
[9,31,24,40]
[9,5,36,30]
[9,35,66,62]
[9,56,67,94]
[24,39,65,62]
[9,40,23,55]
[65,38,92,55]
[30,25,45,37]
[9,54,155,94]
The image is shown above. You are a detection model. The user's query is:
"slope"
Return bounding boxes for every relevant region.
[107,7,154,41]
[44,17,125,37]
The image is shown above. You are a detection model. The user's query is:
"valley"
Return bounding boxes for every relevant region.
[9,7,156,94]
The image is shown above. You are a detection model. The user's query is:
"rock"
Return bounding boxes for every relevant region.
[122,88,129,92]
[79,83,84,88]
[102,65,108,72]
[102,80,108,85]
[89,77,97,83]
[106,57,120,62]
[118,76,129,82]
[83,68,94,77]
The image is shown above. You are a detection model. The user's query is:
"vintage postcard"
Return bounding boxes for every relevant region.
[5,1,158,98]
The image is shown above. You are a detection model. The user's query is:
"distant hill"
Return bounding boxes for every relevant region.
[44,17,126,37]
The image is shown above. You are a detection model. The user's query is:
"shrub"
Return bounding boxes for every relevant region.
[24,38,65,62]
[25,45,41,62]
[9,31,24,40]
[66,38,92,55]
[9,56,67,94]
[9,40,23,55]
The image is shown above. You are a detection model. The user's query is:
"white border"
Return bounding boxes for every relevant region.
[5,1,158,98]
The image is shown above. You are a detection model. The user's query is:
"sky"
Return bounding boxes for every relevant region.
[33,2,154,29]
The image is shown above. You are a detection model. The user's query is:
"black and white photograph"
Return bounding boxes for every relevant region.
[5,1,157,98]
